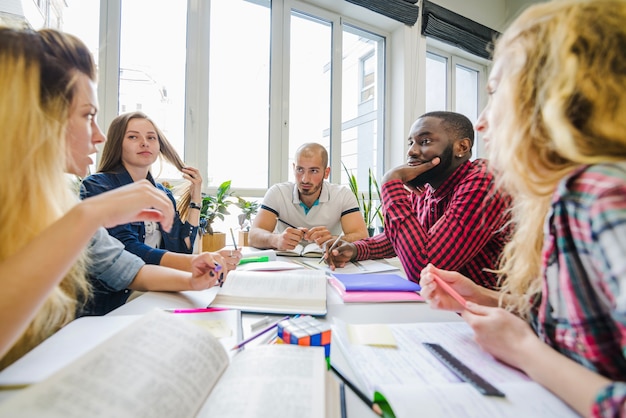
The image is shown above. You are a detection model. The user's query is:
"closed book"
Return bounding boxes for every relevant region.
[331,273,421,292]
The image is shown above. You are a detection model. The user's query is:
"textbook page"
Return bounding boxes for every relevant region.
[196,345,330,418]
[0,310,229,418]
[332,320,578,417]
[0,310,241,388]
[210,270,327,315]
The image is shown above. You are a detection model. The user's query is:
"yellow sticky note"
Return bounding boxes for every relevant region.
[347,323,397,347]
[190,319,232,338]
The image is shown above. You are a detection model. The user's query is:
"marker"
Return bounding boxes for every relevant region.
[164,307,231,314]
[238,256,270,265]
[250,315,272,331]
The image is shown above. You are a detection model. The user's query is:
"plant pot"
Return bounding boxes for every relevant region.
[201,232,226,252]
[238,231,249,247]
[367,227,376,237]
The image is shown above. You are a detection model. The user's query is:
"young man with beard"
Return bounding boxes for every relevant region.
[249,143,368,251]
[325,111,511,289]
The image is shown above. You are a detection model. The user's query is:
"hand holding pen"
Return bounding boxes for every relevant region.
[319,232,344,264]
[275,218,307,251]
[325,241,357,270]
[188,252,227,290]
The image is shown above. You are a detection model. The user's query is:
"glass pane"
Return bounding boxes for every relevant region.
[341,25,384,199]
[288,11,331,181]
[455,64,479,159]
[425,52,447,113]
[208,0,270,189]
[119,0,188,179]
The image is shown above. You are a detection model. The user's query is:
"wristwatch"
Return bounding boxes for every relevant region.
[189,202,201,210]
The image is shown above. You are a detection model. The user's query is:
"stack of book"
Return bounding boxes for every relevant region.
[328,273,423,303]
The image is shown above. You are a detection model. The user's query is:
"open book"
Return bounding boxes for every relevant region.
[209,269,327,315]
[0,310,339,418]
[276,242,324,257]
[332,320,579,417]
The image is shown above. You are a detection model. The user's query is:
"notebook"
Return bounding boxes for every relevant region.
[331,273,421,292]
[328,277,423,303]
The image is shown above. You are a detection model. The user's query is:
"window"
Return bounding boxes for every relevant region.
[425,48,487,159]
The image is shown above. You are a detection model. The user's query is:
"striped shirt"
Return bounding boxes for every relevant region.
[534,163,626,418]
[353,159,511,288]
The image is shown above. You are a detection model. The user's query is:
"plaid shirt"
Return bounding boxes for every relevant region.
[535,163,626,418]
[353,159,511,288]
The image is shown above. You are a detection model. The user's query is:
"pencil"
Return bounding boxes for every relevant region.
[330,364,382,416]
[277,217,297,229]
[319,232,344,264]
[229,227,238,250]
[231,315,290,350]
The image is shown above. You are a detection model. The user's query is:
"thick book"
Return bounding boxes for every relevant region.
[276,242,324,257]
[0,310,241,388]
[0,310,340,418]
[328,277,424,303]
[209,269,327,315]
[332,319,579,417]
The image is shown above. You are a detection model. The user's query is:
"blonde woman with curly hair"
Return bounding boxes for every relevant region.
[420,1,626,416]
[0,27,229,369]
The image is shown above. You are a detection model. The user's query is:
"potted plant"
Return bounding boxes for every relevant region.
[234,196,260,247]
[199,180,234,252]
[343,163,382,236]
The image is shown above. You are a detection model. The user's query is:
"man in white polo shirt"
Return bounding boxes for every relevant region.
[249,143,368,251]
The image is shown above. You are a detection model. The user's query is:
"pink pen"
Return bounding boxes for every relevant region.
[164,307,231,314]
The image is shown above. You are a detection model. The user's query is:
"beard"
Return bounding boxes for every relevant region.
[407,145,454,188]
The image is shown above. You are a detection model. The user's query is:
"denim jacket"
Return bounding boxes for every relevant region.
[80,166,197,265]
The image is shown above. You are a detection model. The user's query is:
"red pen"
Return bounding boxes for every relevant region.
[164,307,231,314]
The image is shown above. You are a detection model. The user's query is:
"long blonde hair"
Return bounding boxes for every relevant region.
[97,111,194,221]
[0,28,94,368]
[490,0,626,315]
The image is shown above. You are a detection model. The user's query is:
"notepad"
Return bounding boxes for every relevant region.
[276,242,324,257]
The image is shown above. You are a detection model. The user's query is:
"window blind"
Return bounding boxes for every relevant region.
[421,1,500,59]
[345,0,420,26]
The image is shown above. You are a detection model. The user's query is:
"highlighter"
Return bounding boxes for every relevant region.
[238,256,270,265]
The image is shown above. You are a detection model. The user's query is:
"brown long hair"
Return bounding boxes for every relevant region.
[98,111,194,220]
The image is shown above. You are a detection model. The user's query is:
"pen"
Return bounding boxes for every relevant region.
[319,232,344,264]
[231,315,290,350]
[212,263,224,287]
[229,227,238,250]
[238,256,270,265]
[277,218,297,229]
[164,307,231,313]
[330,364,382,416]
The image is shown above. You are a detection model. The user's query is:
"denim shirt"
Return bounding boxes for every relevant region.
[80,166,197,265]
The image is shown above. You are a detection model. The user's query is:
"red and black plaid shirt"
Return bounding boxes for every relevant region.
[353,159,511,289]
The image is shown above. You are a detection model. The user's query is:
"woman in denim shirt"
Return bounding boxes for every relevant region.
[81,112,239,271]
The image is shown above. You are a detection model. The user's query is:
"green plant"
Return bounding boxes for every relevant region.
[234,196,260,231]
[343,163,382,232]
[199,180,234,235]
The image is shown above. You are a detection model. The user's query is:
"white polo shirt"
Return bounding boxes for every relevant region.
[260,181,360,236]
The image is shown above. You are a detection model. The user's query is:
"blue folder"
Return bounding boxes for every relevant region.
[331,273,421,292]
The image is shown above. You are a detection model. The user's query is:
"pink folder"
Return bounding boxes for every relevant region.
[328,278,424,303]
